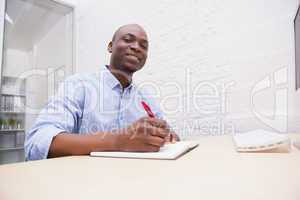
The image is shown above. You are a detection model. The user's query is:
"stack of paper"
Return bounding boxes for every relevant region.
[233,129,290,152]
[90,141,199,160]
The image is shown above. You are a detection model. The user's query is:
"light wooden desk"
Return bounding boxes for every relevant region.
[0,134,300,200]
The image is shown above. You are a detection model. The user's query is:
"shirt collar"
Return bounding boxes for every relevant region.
[101,65,134,91]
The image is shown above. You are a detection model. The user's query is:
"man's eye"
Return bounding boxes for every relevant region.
[141,43,148,49]
[123,37,133,42]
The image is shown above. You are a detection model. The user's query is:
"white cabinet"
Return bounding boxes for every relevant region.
[0,77,26,164]
[0,0,74,164]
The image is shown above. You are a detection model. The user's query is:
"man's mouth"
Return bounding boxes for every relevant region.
[125,54,140,63]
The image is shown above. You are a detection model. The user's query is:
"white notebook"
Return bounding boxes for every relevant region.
[233,129,290,152]
[90,141,199,160]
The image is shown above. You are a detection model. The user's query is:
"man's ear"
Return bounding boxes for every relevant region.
[107,42,113,53]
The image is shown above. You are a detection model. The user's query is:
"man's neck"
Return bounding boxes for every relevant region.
[107,65,132,89]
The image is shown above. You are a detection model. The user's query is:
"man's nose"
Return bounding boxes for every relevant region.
[129,41,141,52]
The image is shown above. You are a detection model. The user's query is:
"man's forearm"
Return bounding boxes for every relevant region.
[48,131,120,158]
[47,117,176,158]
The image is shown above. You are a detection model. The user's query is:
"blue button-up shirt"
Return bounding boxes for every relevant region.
[25,66,163,160]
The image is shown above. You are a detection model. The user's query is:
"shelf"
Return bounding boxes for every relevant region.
[0,129,25,133]
[0,76,27,162]
[0,146,24,152]
[0,129,24,132]
[1,93,26,97]
[0,111,25,114]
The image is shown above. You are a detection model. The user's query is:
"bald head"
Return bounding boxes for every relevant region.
[112,24,147,41]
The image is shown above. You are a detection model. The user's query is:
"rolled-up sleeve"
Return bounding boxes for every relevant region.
[25,75,85,160]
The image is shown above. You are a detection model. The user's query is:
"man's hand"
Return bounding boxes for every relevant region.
[165,132,180,143]
[116,117,170,152]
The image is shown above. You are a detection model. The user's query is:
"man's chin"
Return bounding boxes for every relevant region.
[122,63,142,74]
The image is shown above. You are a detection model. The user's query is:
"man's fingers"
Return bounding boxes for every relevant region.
[148,126,169,138]
[165,133,180,143]
[145,135,165,147]
[171,133,180,142]
[145,117,168,129]
[143,145,160,152]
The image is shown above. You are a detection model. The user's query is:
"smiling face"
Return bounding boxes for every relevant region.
[108,24,148,75]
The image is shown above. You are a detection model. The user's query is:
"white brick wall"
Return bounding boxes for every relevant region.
[62,0,300,136]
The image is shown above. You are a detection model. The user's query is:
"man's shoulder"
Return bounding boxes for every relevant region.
[64,72,98,83]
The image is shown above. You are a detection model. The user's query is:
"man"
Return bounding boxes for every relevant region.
[25,24,179,160]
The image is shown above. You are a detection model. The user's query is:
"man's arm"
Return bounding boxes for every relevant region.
[48,132,118,158]
[48,117,170,158]
[25,75,86,161]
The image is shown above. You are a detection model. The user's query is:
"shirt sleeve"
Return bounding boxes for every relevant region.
[25,75,85,161]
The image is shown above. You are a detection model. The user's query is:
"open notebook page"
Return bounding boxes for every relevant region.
[90,141,199,160]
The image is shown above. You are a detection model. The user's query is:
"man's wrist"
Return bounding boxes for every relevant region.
[91,131,120,152]
[110,129,126,151]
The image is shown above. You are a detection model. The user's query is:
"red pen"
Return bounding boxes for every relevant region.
[141,101,173,142]
[141,101,155,118]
